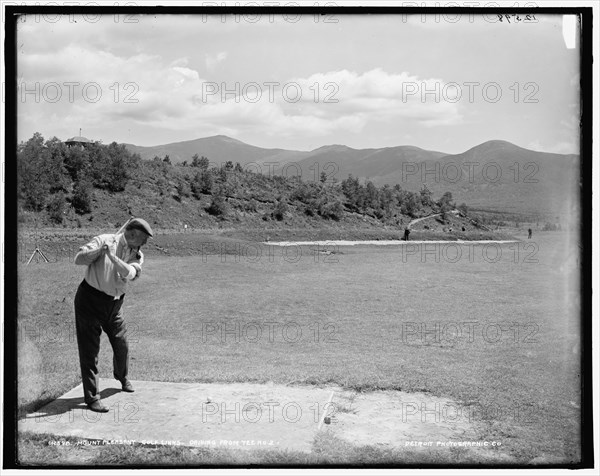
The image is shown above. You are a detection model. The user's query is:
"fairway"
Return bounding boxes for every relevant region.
[17,231,581,464]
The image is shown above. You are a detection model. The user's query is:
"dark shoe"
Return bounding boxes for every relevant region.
[87,400,109,413]
[121,379,134,393]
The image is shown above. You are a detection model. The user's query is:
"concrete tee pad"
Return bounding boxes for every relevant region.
[19,381,339,452]
[326,390,515,463]
[20,381,514,461]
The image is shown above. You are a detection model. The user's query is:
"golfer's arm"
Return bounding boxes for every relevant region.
[107,254,137,280]
[128,251,144,281]
[75,242,103,265]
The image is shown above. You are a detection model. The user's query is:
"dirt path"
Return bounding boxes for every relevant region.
[408,213,443,228]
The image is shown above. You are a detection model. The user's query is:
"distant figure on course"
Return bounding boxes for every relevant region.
[528,228,532,239]
[404,227,411,241]
[73,218,153,413]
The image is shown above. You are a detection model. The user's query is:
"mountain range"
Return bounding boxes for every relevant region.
[125,135,580,220]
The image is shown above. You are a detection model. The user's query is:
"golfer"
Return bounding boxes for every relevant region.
[73,218,153,412]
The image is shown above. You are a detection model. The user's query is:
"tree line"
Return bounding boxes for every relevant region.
[17,133,467,225]
[17,133,139,223]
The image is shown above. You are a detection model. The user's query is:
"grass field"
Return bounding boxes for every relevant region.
[15,229,582,465]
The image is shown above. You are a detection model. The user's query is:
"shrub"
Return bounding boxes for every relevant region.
[273,200,288,221]
[156,176,168,196]
[176,178,191,199]
[47,192,66,224]
[457,203,469,216]
[71,179,93,214]
[88,142,138,192]
[21,178,50,212]
[438,191,454,212]
[319,199,344,220]
[304,201,318,216]
[191,171,213,198]
[217,167,228,183]
[17,133,69,211]
[191,154,209,169]
[64,146,89,181]
[199,172,213,194]
[244,199,258,212]
[206,192,229,217]
[292,183,318,203]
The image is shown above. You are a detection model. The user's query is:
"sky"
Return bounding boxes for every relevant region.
[15,9,581,154]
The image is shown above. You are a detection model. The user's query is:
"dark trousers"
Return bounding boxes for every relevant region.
[74,280,129,404]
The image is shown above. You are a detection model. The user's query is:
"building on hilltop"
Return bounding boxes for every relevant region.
[65,135,94,148]
[65,129,96,148]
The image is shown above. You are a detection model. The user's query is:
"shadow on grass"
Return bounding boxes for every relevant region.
[19,388,121,420]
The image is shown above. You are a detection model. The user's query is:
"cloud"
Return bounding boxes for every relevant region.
[160,68,463,140]
[172,67,201,83]
[283,68,463,126]
[194,68,461,139]
[205,51,228,72]
[18,46,465,144]
[18,18,464,145]
[17,40,211,139]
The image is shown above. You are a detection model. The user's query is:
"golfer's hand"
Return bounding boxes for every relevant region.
[131,263,142,280]
[102,244,115,259]
[104,245,136,279]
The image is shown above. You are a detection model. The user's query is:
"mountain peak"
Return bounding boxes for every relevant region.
[475,139,522,150]
[311,144,355,153]
[448,139,526,158]
[205,135,244,143]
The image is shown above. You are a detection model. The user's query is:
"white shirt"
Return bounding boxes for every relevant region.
[75,233,144,298]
